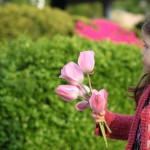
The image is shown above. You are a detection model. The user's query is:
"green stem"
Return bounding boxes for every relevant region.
[87,73,92,93]
[78,96,89,101]
[99,122,108,148]
[104,121,112,133]
[80,84,91,98]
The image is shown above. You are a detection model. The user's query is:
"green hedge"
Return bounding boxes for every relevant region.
[0,35,142,150]
[113,0,147,14]
[0,4,74,40]
[67,2,103,18]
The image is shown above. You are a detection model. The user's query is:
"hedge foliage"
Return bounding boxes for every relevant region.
[0,4,74,40]
[0,35,142,150]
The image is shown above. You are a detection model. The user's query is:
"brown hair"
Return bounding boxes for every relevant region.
[142,19,150,35]
[127,19,150,107]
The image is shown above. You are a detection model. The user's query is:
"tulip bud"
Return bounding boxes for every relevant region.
[89,89,108,114]
[59,62,84,85]
[75,101,89,111]
[78,51,95,73]
[56,85,80,101]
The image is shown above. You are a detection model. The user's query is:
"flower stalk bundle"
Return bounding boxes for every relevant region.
[56,50,111,148]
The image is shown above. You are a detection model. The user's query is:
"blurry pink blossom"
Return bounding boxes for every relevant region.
[75,19,142,46]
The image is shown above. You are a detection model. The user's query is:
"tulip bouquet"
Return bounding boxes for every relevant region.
[56,51,111,148]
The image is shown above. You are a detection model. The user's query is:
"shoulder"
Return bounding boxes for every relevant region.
[136,85,150,109]
[140,104,150,149]
[140,87,150,119]
[141,105,150,120]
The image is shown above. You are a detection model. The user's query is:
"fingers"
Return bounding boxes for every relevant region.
[100,110,106,116]
[95,118,105,123]
[91,111,106,117]
[91,113,99,118]
[91,113,105,123]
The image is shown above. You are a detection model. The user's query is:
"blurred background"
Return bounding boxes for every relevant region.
[0,0,150,150]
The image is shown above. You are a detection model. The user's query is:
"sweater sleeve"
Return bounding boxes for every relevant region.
[94,110,135,141]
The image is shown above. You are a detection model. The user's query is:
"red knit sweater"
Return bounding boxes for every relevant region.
[94,84,150,150]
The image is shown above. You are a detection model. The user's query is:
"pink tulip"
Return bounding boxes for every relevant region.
[75,101,89,111]
[78,51,95,73]
[59,62,84,85]
[56,85,80,101]
[89,89,108,114]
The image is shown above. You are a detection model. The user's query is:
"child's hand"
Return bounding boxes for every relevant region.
[91,111,106,123]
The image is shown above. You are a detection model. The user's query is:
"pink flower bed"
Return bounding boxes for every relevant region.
[75,19,142,46]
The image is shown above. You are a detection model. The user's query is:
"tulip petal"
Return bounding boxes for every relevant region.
[66,62,84,83]
[99,89,108,100]
[89,89,107,114]
[59,62,84,85]
[56,85,80,101]
[75,101,89,111]
[78,51,95,73]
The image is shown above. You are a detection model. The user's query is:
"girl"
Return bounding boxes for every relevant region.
[92,19,150,150]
